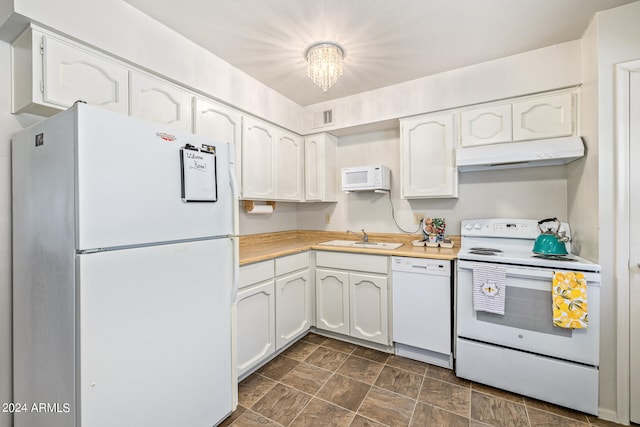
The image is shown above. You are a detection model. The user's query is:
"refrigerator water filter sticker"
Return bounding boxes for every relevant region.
[180,147,218,202]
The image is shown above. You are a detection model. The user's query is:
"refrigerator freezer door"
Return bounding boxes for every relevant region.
[75,104,233,250]
[78,238,233,427]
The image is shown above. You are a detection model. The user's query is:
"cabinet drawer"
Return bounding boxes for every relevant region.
[239,259,274,289]
[315,251,388,274]
[275,252,309,276]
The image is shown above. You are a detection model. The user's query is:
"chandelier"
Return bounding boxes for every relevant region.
[304,42,345,92]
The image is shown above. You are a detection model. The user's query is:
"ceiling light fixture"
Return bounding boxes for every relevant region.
[304,41,345,92]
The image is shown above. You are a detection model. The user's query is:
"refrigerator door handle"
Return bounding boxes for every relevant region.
[230,236,239,305]
[228,142,240,305]
[227,142,240,237]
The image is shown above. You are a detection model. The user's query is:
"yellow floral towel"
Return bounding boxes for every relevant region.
[552,271,588,329]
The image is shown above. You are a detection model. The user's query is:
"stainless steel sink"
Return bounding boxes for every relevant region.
[317,240,404,250]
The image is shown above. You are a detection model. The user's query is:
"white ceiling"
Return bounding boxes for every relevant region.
[124,0,636,106]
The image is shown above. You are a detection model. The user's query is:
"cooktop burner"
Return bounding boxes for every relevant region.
[468,247,503,256]
[532,254,577,261]
[459,219,600,272]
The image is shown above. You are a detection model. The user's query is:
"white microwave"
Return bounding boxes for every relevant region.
[341,165,391,192]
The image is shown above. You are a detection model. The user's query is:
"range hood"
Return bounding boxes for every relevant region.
[456,136,585,172]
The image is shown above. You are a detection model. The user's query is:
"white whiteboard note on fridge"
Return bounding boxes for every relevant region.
[180,147,217,202]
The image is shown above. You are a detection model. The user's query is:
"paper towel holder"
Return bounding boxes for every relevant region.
[244,200,276,213]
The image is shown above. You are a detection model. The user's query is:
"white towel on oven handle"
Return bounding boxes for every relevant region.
[472,263,507,315]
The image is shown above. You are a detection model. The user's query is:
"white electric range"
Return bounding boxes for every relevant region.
[455,218,601,415]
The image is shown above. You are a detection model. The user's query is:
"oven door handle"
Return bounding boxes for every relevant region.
[457,260,601,283]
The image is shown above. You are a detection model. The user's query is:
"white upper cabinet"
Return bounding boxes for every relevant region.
[129,71,190,131]
[242,116,277,200]
[459,104,512,147]
[193,97,242,191]
[304,133,338,202]
[275,130,304,201]
[459,91,576,148]
[242,116,305,201]
[12,27,128,116]
[400,113,458,199]
[512,92,575,141]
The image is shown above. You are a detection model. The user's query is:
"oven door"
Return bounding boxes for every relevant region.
[457,260,600,366]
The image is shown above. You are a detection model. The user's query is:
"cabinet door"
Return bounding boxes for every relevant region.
[129,71,191,131]
[242,117,276,199]
[304,134,337,202]
[349,273,389,345]
[43,35,128,114]
[400,113,458,198]
[459,104,512,147]
[315,269,350,335]
[275,130,304,201]
[275,270,312,349]
[236,281,275,378]
[512,92,574,141]
[193,97,242,193]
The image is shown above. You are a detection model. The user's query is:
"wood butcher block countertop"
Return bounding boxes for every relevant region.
[239,230,460,266]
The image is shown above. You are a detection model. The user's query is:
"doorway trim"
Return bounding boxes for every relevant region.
[614,58,640,426]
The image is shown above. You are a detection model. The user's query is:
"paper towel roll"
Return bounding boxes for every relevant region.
[246,204,273,214]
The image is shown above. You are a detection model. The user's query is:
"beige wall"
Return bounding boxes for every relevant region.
[2,0,303,133]
[569,1,640,421]
[0,40,25,427]
[1,0,639,424]
[297,128,568,234]
[239,201,298,236]
[304,41,581,133]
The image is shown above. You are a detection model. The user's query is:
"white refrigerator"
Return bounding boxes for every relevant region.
[12,103,238,427]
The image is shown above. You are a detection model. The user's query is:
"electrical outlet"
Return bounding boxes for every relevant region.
[325,213,331,224]
[413,213,425,225]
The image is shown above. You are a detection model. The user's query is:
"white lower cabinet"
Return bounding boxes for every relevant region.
[315,252,390,346]
[236,280,275,378]
[315,269,350,335]
[349,273,389,344]
[275,269,312,349]
[237,252,310,378]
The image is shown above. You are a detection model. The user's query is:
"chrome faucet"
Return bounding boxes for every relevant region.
[347,229,369,242]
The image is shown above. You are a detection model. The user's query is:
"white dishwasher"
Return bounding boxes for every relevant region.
[392,256,452,368]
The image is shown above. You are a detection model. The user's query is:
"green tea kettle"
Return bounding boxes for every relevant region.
[533,218,569,255]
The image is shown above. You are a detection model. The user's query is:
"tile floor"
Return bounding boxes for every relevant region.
[221,333,633,427]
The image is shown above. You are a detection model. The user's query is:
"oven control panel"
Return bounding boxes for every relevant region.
[493,222,531,232]
[461,218,569,239]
